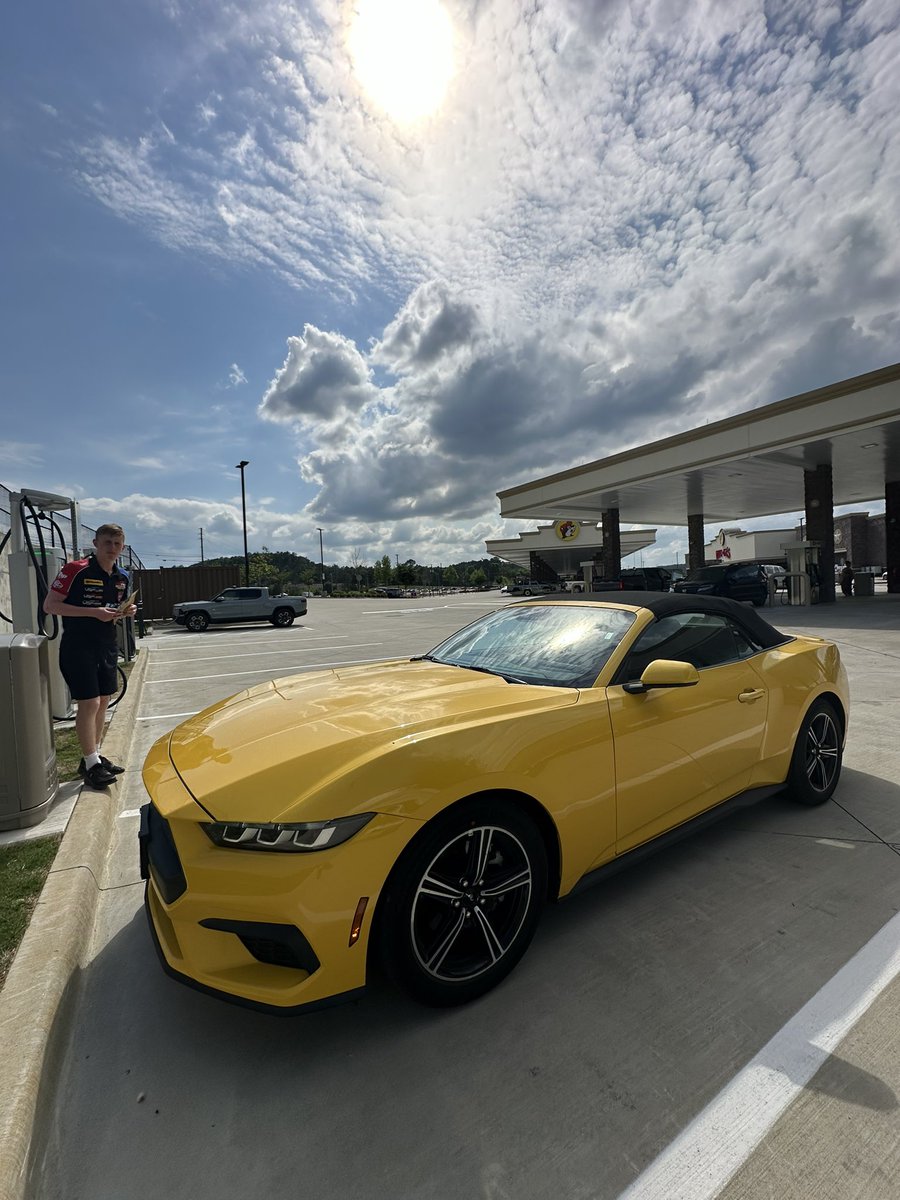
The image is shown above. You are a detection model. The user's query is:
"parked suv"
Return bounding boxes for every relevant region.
[590,567,672,592]
[673,562,768,606]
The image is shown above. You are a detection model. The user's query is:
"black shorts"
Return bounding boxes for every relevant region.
[59,638,119,701]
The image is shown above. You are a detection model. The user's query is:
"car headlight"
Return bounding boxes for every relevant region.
[200,813,375,853]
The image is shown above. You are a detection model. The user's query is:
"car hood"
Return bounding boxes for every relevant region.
[166,659,577,823]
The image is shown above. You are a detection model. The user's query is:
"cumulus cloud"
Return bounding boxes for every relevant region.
[259,326,380,429]
[49,0,900,564]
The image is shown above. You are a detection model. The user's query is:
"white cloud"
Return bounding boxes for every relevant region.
[49,0,900,566]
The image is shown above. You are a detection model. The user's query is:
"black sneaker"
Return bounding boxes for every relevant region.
[83,762,117,789]
[78,756,125,776]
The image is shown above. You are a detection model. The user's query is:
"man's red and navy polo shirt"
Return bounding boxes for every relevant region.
[49,554,129,644]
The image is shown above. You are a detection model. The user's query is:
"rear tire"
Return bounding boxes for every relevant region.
[786,699,842,806]
[185,611,209,632]
[271,607,295,627]
[379,800,547,1007]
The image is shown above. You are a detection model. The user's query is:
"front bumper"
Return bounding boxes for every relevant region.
[138,747,420,1013]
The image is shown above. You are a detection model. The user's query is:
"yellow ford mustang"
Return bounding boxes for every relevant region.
[139,594,848,1012]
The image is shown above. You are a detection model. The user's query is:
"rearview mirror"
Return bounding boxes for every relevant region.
[623,659,700,694]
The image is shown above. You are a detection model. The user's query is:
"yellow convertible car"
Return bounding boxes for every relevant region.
[139,594,848,1012]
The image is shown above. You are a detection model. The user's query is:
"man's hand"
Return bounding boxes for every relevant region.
[96,607,121,623]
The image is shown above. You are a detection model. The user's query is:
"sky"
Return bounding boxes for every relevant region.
[2,0,899,570]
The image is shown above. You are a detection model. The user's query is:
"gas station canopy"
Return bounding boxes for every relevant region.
[498,362,900,527]
[486,523,657,574]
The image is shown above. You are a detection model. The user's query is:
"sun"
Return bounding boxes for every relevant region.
[349,0,455,124]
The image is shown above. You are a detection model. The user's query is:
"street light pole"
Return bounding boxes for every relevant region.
[317,527,325,593]
[236,460,250,585]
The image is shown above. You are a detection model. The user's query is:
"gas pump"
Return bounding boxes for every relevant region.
[7,489,81,718]
[783,541,821,606]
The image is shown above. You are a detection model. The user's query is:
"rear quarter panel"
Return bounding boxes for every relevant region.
[748,636,848,787]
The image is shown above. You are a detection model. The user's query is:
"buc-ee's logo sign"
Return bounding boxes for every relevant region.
[554,520,580,541]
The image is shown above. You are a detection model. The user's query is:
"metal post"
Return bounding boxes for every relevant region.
[236,461,249,585]
[317,527,325,593]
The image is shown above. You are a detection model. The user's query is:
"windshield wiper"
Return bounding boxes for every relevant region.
[411,653,528,684]
[455,662,530,685]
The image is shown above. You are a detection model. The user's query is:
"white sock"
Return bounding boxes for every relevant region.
[84,751,101,770]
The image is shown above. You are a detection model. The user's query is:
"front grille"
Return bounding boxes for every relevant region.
[140,803,187,904]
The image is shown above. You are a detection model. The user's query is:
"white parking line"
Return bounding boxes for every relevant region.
[617,907,900,1200]
[146,654,396,684]
[136,711,201,721]
[145,643,360,666]
[149,632,342,650]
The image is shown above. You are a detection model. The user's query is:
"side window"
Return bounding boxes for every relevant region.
[237,588,262,599]
[218,589,239,600]
[733,564,760,581]
[620,612,754,678]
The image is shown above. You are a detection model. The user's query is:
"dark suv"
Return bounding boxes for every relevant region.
[591,567,672,592]
[673,562,768,607]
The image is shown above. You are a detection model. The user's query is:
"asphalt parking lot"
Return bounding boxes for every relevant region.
[38,594,900,1199]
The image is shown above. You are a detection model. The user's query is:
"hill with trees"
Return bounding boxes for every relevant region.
[189,549,524,595]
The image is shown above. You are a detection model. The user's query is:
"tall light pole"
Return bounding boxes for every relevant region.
[236,460,250,584]
[317,527,325,593]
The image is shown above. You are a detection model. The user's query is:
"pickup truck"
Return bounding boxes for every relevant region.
[173,587,308,632]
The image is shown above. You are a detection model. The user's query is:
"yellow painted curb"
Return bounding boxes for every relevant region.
[0,647,148,1200]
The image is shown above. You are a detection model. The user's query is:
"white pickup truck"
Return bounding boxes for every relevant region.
[173,587,308,632]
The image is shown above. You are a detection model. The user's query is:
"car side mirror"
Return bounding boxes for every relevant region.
[623,659,701,694]
[213,596,223,602]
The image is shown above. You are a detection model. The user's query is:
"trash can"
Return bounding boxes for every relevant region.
[0,634,59,830]
[853,571,875,597]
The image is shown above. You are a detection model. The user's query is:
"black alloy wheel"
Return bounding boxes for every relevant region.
[272,608,295,627]
[787,699,843,805]
[186,611,209,632]
[379,800,547,1006]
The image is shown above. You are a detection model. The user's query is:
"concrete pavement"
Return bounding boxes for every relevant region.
[2,593,899,1199]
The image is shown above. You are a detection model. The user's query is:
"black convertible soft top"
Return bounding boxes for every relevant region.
[529,591,793,649]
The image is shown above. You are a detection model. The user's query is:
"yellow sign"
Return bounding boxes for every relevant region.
[554,520,580,541]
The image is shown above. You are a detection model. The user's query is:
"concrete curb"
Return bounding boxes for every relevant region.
[0,647,148,1200]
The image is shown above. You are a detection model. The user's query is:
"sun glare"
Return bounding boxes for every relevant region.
[349,0,455,124]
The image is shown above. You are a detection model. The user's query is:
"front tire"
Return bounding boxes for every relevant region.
[185,611,209,632]
[271,607,295,627]
[379,800,547,1007]
[786,699,843,806]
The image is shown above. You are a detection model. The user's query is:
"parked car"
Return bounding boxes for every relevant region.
[674,562,768,607]
[591,567,672,592]
[507,579,560,595]
[140,592,848,1014]
[758,563,787,591]
[172,587,307,632]
[372,587,404,598]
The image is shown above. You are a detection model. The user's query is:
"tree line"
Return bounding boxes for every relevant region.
[183,549,525,595]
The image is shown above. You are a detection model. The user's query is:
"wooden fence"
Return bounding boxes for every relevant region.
[134,566,242,621]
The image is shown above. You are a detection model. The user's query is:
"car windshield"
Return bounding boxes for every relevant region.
[685,567,729,582]
[422,603,636,688]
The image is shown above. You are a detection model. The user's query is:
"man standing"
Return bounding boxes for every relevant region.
[43,523,137,789]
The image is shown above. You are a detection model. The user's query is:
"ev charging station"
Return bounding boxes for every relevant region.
[0,489,80,829]
[8,489,81,719]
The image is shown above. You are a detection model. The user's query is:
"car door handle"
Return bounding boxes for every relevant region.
[738,689,766,703]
